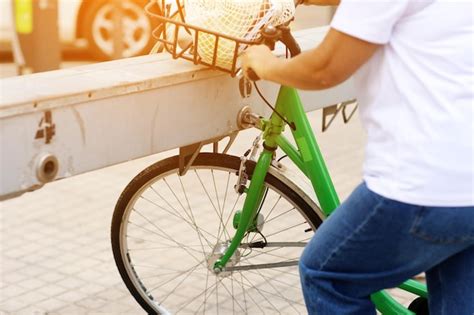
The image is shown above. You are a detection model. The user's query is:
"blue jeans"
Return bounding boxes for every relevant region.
[299,182,474,315]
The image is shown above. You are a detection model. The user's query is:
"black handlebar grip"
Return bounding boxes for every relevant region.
[280,28,302,57]
[247,68,260,81]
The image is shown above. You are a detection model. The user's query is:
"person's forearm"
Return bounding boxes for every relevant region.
[264,48,340,90]
[242,29,379,90]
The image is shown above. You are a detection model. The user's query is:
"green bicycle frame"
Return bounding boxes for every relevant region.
[214,86,427,314]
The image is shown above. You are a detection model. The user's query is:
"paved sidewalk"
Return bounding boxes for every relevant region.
[0,111,417,314]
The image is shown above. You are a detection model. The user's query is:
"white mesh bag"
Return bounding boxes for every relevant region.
[184,0,295,70]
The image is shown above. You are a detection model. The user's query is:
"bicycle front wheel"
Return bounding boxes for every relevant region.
[111,153,323,314]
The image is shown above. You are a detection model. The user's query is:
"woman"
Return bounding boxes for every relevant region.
[241,1,474,314]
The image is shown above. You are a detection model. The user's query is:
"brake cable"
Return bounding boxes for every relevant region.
[253,82,297,131]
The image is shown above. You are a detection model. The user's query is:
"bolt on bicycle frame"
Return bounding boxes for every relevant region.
[213,85,427,314]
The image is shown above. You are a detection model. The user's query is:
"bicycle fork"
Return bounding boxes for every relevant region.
[213,148,273,272]
[213,92,287,273]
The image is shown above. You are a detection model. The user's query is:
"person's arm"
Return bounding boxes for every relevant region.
[240,28,380,90]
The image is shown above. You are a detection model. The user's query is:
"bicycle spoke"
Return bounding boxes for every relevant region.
[231,273,235,314]
[222,172,231,219]
[193,278,222,314]
[139,269,195,280]
[217,193,241,244]
[128,218,203,264]
[156,259,204,304]
[220,280,246,314]
[163,177,190,219]
[195,170,230,243]
[140,260,205,294]
[164,177,215,251]
[203,269,210,314]
[178,175,211,260]
[239,272,249,314]
[264,206,296,224]
[253,269,304,312]
[213,277,219,315]
[237,272,265,314]
[128,244,203,251]
[250,268,301,284]
[175,270,219,314]
[264,195,283,222]
[264,221,308,238]
[140,192,217,246]
[241,273,281,314]
[140,194,191,227]
[212,169,233,242]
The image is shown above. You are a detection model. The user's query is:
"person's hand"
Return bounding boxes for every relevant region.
[240,45,276,81]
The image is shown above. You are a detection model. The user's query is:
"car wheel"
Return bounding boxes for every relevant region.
[82,0,155,60]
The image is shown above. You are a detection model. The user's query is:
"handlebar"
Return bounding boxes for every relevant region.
[246,25,301,81]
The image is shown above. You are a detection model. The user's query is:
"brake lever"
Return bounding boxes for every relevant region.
[246,69,261,81]
[236,68,260,82]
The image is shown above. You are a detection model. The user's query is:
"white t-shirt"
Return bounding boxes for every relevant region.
[331,0,474,206]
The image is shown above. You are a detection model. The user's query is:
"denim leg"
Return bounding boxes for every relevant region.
[425,246,474,315]
[299,183,474,315]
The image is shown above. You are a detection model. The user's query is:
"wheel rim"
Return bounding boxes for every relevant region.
[92,1,151,58]
[118,163,316,314]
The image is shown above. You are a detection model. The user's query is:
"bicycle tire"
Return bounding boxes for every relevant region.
[111,153,324,314]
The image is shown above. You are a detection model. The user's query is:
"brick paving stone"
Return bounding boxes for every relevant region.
[89,300,145,314]
[75,296,109,310]
[91,277,121,288]
[75,269,105,283]
[35,237,61,248]
[20,254,48,265]
[73,257,103,270]
[95,287,128,302]
[47,304,91,315]
[0,284,30,299]
[35,284,68,297]
[1,238,24,251]
[77,283,107,296]
[55,252,83,264]
[3,247,29,259]
[31,298,68,314]
[36,246,63,260]
[37,271,66,283]
[16,278,46,291]
[36,257,64,270]
[0,298,34,313]
[58,263,87,276]
[15,306,48,315]
[0,260,28,278]
[56,290,90,304]
[55,277,87,290]
[15,290,49,306]
[16,266,50,279]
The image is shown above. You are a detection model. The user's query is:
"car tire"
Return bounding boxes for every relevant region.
[82,0,156,60]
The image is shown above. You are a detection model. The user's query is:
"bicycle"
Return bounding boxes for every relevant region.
[111,1,429,314]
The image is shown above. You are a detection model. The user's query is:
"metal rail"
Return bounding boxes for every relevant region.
[0,26,355,200]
